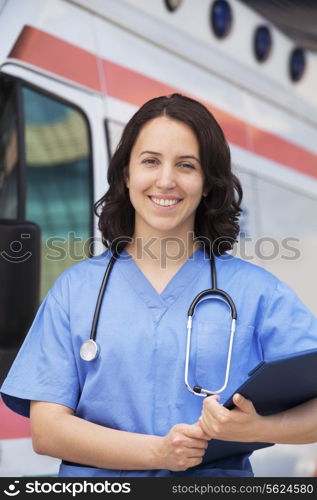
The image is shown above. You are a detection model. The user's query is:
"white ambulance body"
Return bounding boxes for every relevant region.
[0,0,316,477]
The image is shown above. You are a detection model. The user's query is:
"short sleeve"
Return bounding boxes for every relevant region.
[259,280,317,359]
[0,290,80,417]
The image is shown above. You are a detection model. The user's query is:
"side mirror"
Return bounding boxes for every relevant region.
[0,220,41,349]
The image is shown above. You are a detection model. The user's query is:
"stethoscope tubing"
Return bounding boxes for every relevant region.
[79,252,117,362]
[184,310,236,397]
[185,255,237,396]
[90,253,118,342]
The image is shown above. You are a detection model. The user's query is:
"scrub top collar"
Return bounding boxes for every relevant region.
[117,246,207,323]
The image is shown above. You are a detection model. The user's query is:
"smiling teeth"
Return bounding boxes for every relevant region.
[151,197,180,206]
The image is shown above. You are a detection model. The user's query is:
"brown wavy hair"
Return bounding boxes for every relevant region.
[94,93,243,255]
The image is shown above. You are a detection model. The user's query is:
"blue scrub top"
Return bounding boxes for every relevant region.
[1,247,317,477]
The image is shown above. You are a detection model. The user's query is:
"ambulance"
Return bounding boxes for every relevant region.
[0,0,316,476]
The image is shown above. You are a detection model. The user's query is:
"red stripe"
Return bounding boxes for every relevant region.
[9,25,317,179]
[0,397,31,439]
[103,60,251,150]
[250,127,317,179]
[10,25,101,92]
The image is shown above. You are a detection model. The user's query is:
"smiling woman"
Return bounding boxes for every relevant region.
[127,117,205,238]
[95,93,242,258]
[124,115,207,291]
[1,93,317,478]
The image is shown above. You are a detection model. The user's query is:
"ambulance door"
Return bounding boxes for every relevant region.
[0,63,107,382]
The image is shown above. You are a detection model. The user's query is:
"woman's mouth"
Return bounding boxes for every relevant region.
[148,196,182,208]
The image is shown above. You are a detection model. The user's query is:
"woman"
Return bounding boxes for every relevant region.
[1,94,317,477]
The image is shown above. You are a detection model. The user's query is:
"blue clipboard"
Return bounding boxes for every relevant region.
[202,347,317,464]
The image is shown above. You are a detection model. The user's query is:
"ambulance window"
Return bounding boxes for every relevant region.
[211,0,233,39]
[0,78,18,219]
[106,119,125,155]
[254,26,272,63]
[289,47,306,82]
[22,87,93,298]
[164,0,183,13]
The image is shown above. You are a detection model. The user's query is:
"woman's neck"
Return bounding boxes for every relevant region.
[125,232,201,268]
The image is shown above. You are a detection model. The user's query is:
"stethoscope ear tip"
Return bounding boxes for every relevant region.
[80,339,99,361]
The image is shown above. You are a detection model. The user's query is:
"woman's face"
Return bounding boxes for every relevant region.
[126,116,206,238]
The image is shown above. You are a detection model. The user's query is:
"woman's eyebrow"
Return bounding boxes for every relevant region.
[138,151,200,164]
[138,150,162,157]
[178,155,201,164]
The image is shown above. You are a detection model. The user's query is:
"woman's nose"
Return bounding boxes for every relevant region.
[155,164,177,190]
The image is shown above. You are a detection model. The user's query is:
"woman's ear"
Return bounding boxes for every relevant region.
[202,181,209,198]
[124,166,129,189]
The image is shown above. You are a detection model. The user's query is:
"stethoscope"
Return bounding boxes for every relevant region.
[80,249,237,397]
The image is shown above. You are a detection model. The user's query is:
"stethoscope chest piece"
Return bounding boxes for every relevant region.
[80,339,99,361]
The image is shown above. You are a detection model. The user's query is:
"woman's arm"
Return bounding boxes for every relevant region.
[30,401,209,471]
[199,394,317,444]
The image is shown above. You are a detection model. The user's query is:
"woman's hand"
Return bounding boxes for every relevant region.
[199,394,264,442]
[153,422,209,471]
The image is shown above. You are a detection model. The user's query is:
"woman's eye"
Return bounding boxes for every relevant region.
[179,163,195,170]
[143,158,158,165]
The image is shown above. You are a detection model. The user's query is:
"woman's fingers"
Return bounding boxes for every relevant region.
[187,446,208,457]
[186,457,204,468]
[158,422,210,471]
[233,393,256,415]
[183,437,208,449]
[182,421,210,440]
